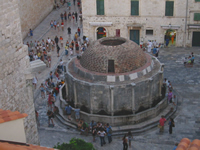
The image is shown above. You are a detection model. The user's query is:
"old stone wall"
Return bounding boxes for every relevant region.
[0,0,39,144]
[18,0,54,39]
[82,0,199,47]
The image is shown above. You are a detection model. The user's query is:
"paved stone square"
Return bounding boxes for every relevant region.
[24,2,200,150]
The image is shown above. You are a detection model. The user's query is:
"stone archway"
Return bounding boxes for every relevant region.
[96,27,107,40]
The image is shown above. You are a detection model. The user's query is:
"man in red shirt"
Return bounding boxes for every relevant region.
[159,115,166,133]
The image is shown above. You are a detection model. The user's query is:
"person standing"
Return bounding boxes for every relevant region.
[60,13,64,22]
[47,110,54,126]
[73,0,76,6]
[75,12,78,23]
[65,104,72,120]
[159,115,166,133]
[60,36,63,47]
[106,123,112,143]
[29,29,33,37]
[54,36,59,46]
[168,118,175,134]
[64,11,67,21]
[61,21,64,31]
[53,20,57,30]
[57,45,60,57]
[98,128,106,147]
[173,143,178,150]
[77,27,81,37]
[32,75,37,89]
[67,27,71,35]
[168,90,173,103]
[73,106,80,122]
[35,110,40,127]
[127,131,133,148]
[122,134,128,150]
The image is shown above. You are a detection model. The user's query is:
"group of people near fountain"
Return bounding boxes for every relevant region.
[158,78,176,134]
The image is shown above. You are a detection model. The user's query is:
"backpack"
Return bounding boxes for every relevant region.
[108,127,112,134]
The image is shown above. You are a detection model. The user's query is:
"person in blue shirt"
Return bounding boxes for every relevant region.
[152,46,157,56]
[173,143,178,150]
[65,104,72,120]
[106,123,112,143]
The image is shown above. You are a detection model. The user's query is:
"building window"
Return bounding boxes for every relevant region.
[165,1,174,16]
[194,13,200,21]
[131,0,139,16]
[146,30,153,35]
[96,0,104,15]
[116,29,120,37]
[195,0,200,2]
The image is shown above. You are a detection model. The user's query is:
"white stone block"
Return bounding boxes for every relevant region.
[119,75,124,81]
[107,76,116,82]
[147,66,151,72]
[143,69,147,75]
[151,60,154,67]
[129,73,138,80]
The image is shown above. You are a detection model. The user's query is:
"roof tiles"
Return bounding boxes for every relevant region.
[0,109,28,124]
[0,142,57,150]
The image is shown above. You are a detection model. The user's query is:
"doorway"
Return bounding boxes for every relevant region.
[130,30,140,45]
[192,32,200,46]
[97,27,106,40]
[164,29,176,46]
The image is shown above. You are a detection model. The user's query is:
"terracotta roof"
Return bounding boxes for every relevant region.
[0,142,57,150]
[177,138,200,150]
[0,109,28,124]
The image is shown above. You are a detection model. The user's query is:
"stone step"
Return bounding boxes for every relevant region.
[54,105,177,136]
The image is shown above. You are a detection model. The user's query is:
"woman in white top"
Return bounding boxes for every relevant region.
[57,22,60,32]
[32,76,38,89]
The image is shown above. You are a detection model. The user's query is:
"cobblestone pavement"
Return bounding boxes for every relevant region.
[24,2,200,149]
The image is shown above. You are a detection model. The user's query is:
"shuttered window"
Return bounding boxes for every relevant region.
[165,1,174,16]
[195,0,200,2]
[131,0,139,16]
[194,13,200,21]
[96,0,104,15]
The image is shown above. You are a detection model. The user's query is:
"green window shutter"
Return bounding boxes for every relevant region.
[165,1,174,16]
[97,0,104,15]
[195,0,200,2]
[194,13,200,21]
[131,0,139,16]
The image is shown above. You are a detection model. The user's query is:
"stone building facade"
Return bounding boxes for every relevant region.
[18,0,54,39]
[82,0,200,47]
[0,0,39,144]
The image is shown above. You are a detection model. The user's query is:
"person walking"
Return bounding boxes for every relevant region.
[47,110,54,126]
[122,134,128,150]
[65,104,72,120]
[53,20,57,30]
[61,21,64,31]
[40,83,45,98]
[127,131,133,148]
[75,12,78,23]
[77,27,81,37]
[57,45,60,57]
[98,128,106,147]
[54,36,59,46]
[168,118,175,134]
[159,115,166,133]
[67,27,71,36]
[29,29,33,37]
[64,11,67,22]
[106,123,112,143]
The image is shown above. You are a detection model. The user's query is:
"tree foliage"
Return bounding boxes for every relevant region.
[53,138,95,150]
